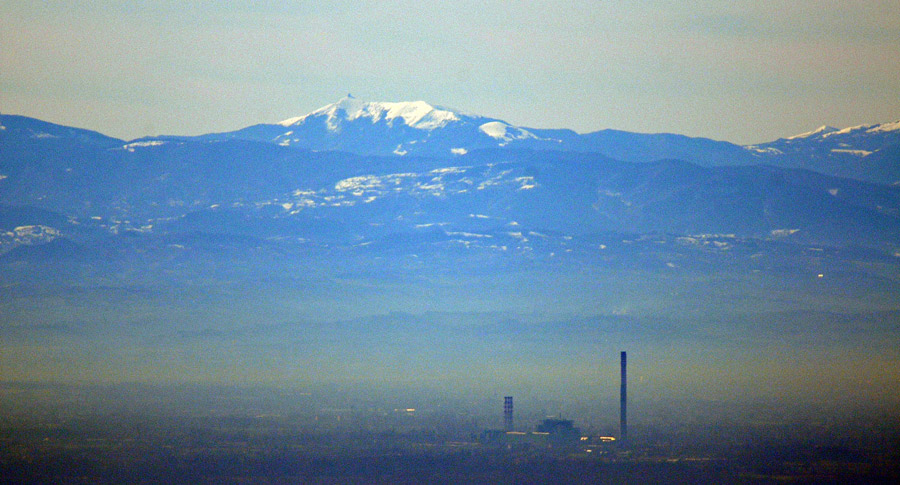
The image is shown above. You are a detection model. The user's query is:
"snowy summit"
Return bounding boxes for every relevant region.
[256,95,558,156]
[278,95,462,132]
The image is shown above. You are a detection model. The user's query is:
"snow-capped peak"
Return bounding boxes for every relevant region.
[818,120,900,138]
[785,125,838,140]
[866,120,900,134]
[781,120,900,141]
[278,96,462,131]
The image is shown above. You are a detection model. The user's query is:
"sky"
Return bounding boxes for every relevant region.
[2,0,899,144]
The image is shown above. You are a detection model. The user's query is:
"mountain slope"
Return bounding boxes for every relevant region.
[747,121,900,185]
[0,114,123,148]
[2,128,899,253]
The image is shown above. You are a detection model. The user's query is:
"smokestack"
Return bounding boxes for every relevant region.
[503,396,514,431]
[620,351,627,444]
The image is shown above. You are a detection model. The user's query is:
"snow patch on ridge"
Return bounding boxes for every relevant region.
[831,148,871,156]
[479,121,509,139]
[824,125,868,138]
[123,141,167,151]
[812,120,900,139]
[771,228,800,237]
[479,121,537,144]
[866,120,900,134]
[786,125,837,140]
[11,225,61,243]
[745,146,783,155]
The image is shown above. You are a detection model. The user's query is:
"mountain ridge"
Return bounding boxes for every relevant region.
[3,99,899,185]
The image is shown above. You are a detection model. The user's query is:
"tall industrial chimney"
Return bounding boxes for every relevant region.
[620,351,627,444]
[503,396,514,431]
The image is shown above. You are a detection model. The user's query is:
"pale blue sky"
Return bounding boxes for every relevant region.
[2,0,899,143]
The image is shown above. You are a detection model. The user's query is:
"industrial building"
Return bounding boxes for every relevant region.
[480,351,629,451]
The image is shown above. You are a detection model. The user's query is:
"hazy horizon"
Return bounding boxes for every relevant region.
[3,1,900,144]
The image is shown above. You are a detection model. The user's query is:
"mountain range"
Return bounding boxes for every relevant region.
[1,97,899,272]
[3,96,900,397]
[122,95,900,185]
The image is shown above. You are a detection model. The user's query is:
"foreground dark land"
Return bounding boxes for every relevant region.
[2,384,899,484]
